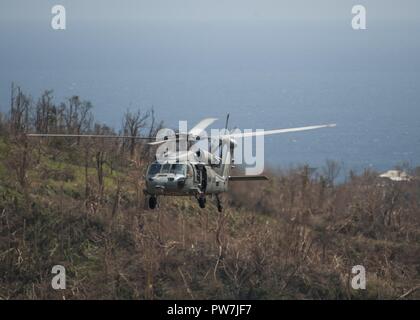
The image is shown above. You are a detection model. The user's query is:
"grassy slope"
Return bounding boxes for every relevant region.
[0,138,419,299]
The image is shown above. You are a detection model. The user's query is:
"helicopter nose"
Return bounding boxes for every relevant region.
[147,173,186,192]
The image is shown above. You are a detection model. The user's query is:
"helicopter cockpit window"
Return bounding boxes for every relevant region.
[161,163,171,173]
[170,164,187,175]
[147,163,161,175]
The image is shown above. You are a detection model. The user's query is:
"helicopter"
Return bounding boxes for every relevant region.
[28,115,336,212]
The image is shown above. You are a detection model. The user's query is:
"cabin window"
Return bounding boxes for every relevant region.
[147,163,161,175]
[170,164,187,175]
[186,164,193,177]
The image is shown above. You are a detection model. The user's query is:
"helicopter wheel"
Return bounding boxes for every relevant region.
[198,196,206,209]
[148,196,157,209]
[216,194,223,212]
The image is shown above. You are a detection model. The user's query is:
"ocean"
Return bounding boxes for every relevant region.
[1,19,419,175]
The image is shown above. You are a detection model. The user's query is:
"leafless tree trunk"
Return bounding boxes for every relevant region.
[10,84,31,135]
[95,150,106,201]
[123,109,150,157]
[64,96,93,143]
[84,143,90,199]
[322,159,341,187]
[35,90,55,134]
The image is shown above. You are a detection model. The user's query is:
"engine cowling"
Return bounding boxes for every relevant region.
[195,149,221,165]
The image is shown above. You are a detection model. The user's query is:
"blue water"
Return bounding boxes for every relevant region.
[1,19,420,174]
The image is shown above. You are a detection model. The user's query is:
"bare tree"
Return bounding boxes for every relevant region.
[123,109,150,157]
[95,150,106,201]
[35,90,55,134]
[322,159,341,187]
[10,83,31,134]
[64,96,93,141]
[143,107,163,159]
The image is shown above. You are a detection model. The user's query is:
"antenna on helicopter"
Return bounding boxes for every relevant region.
[219,113,230,161]
[224,113,230,131]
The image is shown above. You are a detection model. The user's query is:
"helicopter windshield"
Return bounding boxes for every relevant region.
[170,164,187,175]
[147,163,187,176]
[147,163,161,175]
[161,163,171,173]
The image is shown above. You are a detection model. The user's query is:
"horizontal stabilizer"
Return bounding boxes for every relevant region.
[228,175,269,181]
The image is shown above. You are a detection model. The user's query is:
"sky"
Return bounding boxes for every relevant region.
[0,0,419,22]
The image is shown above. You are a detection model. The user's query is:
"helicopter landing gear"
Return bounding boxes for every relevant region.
[148,196,157,209]
[216,194,223,213]
[198,193,206,209]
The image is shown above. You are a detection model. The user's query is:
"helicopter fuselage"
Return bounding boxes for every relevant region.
[144,161,228,197]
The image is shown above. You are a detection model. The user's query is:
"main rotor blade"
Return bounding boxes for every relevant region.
[188,118,218,136]
[226,124,336,139]
[147,118,218,145]
[148,123,336,145]
[27,133,154,139]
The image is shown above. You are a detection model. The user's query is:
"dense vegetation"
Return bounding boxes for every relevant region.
[0,85,419,299]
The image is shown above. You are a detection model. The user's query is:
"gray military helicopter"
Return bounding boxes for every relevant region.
[28,115,335,212]
[143,115,335,212]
